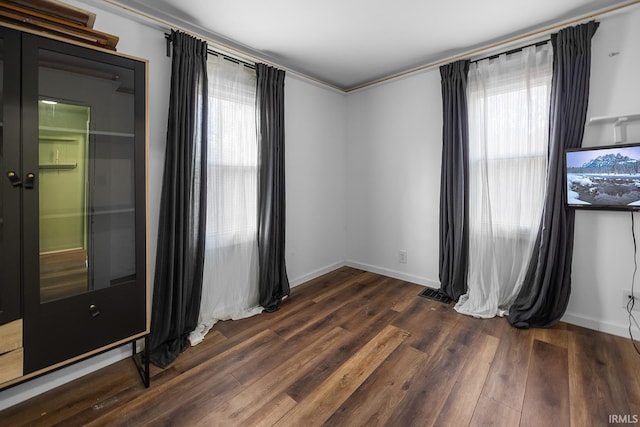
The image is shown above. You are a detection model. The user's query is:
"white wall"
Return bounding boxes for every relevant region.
[346,71,442,287]
[564,7,640,336]
[285,76,348,286]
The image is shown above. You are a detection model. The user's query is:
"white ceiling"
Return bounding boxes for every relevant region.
[109,0,633,91]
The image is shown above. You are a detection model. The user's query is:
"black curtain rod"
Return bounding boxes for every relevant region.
[470,39,551,64]
[164,33,256,70]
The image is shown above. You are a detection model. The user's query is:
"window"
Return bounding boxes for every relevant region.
[206,57,257,246]
[455,43,553,318]
[195,56,260,336]
[467,46,552,237]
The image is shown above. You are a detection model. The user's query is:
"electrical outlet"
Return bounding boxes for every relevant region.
[399,250,407,264]
[622,290,640,311]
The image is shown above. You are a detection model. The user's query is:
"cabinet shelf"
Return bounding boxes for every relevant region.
[39,163,77,170]
[39,125,134,138]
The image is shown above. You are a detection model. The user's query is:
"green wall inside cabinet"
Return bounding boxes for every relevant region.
[38,101,90,254]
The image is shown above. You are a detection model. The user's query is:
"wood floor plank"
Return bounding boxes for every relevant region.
[273,324,409,426]
[433,332,500,427]
[284,309,399,403]
[470,395,522,427]
[230,309,354,386]
[392,296,456,341]
[114,373,242,427]
[278,280,406,404]
[613,334,640,416]
[289,277,393,340]
[85,330,283,426]
[520,340,569,427]
[323,343,427,426]
[49,368,160,427]
[290,268,368,304]
[47,357,190,427]
[220,283,390,384]
[533,322,568,349]
[481,325,534,412]
[212,327,352,426]
[452,310,510,339]
[0,359,142,427]
[242,393,297,427]
[384,322,477,426]
[161,330,228,377]
[212,298,316,339]
[212,272,365,340]
[568,327,634,427]
[389,281,424,312]
[311,271,380,303]
[272,275,387,340]
[337,277,409,332]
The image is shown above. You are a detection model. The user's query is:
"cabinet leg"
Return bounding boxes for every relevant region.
[132,335,150,388]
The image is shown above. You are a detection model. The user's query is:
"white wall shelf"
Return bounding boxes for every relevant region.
[588,114,640,143]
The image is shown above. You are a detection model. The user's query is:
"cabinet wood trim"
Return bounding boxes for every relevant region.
[0,1,117,49]
[0,21,148,64]
[0,319,22,355]
[0,348,23,384]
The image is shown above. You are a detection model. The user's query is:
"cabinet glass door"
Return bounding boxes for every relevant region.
[0,28,21,326]
[22,34,146,372]
[38,99,92,303]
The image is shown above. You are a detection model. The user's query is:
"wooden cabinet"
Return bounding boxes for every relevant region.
[0,25,148,388]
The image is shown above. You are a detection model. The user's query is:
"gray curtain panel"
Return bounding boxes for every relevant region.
[149,30,208,367]
[256,63,290,312]
[439,60,470,301]
[508,21,599,328]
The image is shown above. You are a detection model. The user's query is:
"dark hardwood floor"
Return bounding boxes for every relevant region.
[2,267,640,426]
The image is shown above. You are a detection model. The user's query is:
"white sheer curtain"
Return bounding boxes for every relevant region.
[455,43,553,318]
[189,56,262,345]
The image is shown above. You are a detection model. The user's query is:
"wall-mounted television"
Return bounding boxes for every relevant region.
[565,142,640,211]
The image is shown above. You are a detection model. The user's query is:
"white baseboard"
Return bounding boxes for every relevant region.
[0,345,131,412]
[344,260,440,288]
[289,261,347,288]
[561,311,631,338]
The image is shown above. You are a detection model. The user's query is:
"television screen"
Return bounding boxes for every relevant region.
[565,143,640,210]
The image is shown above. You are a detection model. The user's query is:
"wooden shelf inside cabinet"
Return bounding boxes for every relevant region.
[39,163,77,170]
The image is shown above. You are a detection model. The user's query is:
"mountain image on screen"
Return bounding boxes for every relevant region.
[566,151,640,207]
[570,153,640,174]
